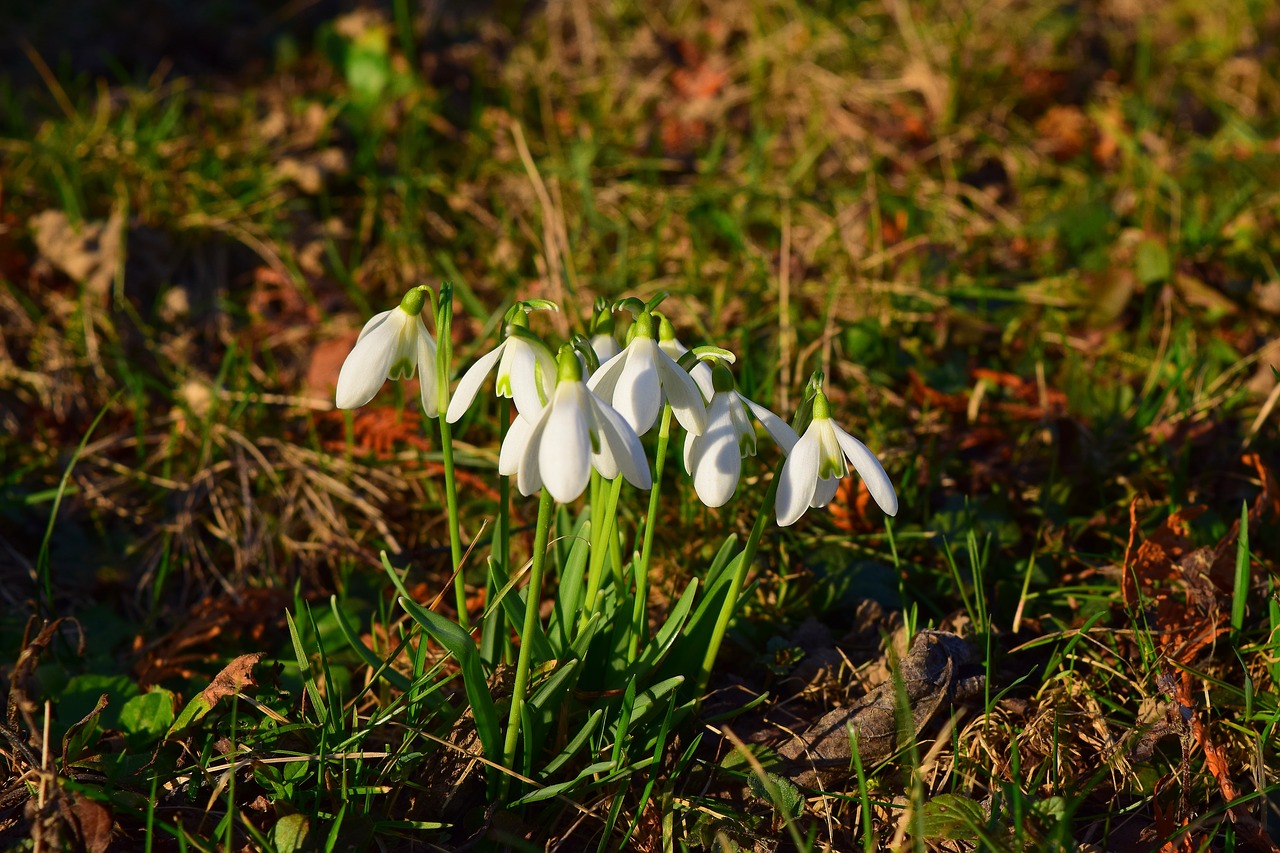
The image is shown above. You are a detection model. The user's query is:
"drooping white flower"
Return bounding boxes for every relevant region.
[655,313,714,401]
[683,362,799,507]
[775,387,897,526]
[445,318,556,422]
[585,298,621,365]
[336,287,438,414]
[590,332,620,365]
[588,311,707,436]
[502,345,651,503]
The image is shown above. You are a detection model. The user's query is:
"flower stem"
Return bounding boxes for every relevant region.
[481,397,512,664]
[437,415,467,628]
[581,474,624,625]
[695,457,784,698]
[431,283,466,628]
[502,488,555,784]
[629,404,672,662]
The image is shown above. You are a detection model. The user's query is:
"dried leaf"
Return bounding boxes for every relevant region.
[7,618,76,730]
[1175,674,1280,853]
[201,653,263,709]
[69,795,114,853]
[62,693,108,768]
[1035,105,1091,161]
[29,208,124,299]
[1121,504,1203,608]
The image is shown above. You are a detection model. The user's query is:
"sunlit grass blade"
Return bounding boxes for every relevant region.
[1232,500,1249,639]
[397,596,501,771]
[285,610,328,727]
[328,595,411,692]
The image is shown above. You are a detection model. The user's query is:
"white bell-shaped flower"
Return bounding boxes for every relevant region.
[683,363,798,507]
[446,318,556,422]
[590,332,620,365]
[335,287,438,415]
[775,387,897,526]
[502,345,651,503]
[588,311,707,437]
[655,313,714,401]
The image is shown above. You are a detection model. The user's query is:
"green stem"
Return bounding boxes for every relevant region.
[438,415,467,628]
[629,404,672,662]
[433,282,463,626]
[502,489,556,785]
[482,397,512,664]
[581,475,624,625]
[695,458,784,698]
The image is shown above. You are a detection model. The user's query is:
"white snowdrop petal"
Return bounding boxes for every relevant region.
[590,334,620,365]
[533,345,557,403]
[833,425,898,516]
[775,429,821,526]
[591,396,652,489]
[657,351,708,435]
[816,420,848,479]
[728,398,757,457]
[658,337,686,362]
[682,430,698,478]
[741,395,798,455]
[499,415,535,476]
[506,341,548,418]
[353,309,395,343]
[539,384,593,502]
[682,395,725,485]
[586,348,628,402]
[446,342,505,423]
[690,361,714,402]
[415,320,439,415]
[693,432,741,507]
[590,427,621,480]
[335,314,402,409]
[386,312,421,381]
[810,476,841,509]
[612,340,662,434]
[516,404,555,497]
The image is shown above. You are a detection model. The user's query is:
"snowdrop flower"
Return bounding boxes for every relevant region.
[336,286,438,414]
[683,362,799,507]
[588,299,621,365]
[775,386,897,526]
[655,313,713,401]
[588,311,707,436]
[501,345,651,503]
[446,313,556,422]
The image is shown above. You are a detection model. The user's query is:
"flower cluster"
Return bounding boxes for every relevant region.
[335,290,897,525]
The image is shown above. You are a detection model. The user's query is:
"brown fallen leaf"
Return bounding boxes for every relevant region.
[201,653,263,709]
[1036,105,1091,161]
[778,631,982,788]
[1175,671,1280,853]
[29,208,124,299]
[69,794,114,853]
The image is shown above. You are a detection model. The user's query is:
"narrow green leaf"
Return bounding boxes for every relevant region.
[329,595,411,692]
[510,761,615,806]
[285,611,327,726]
[527,660,581,715]
[551,517,592,652]
[500,586,555,663]
[542,709,603,776]
[398,597,501,764]
[1232,500,1250,637]
[628,578,698,679]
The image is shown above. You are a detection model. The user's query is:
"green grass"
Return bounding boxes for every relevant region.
[2,0,1280,849]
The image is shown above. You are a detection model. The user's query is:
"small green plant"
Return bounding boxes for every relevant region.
[327,283,899,817]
